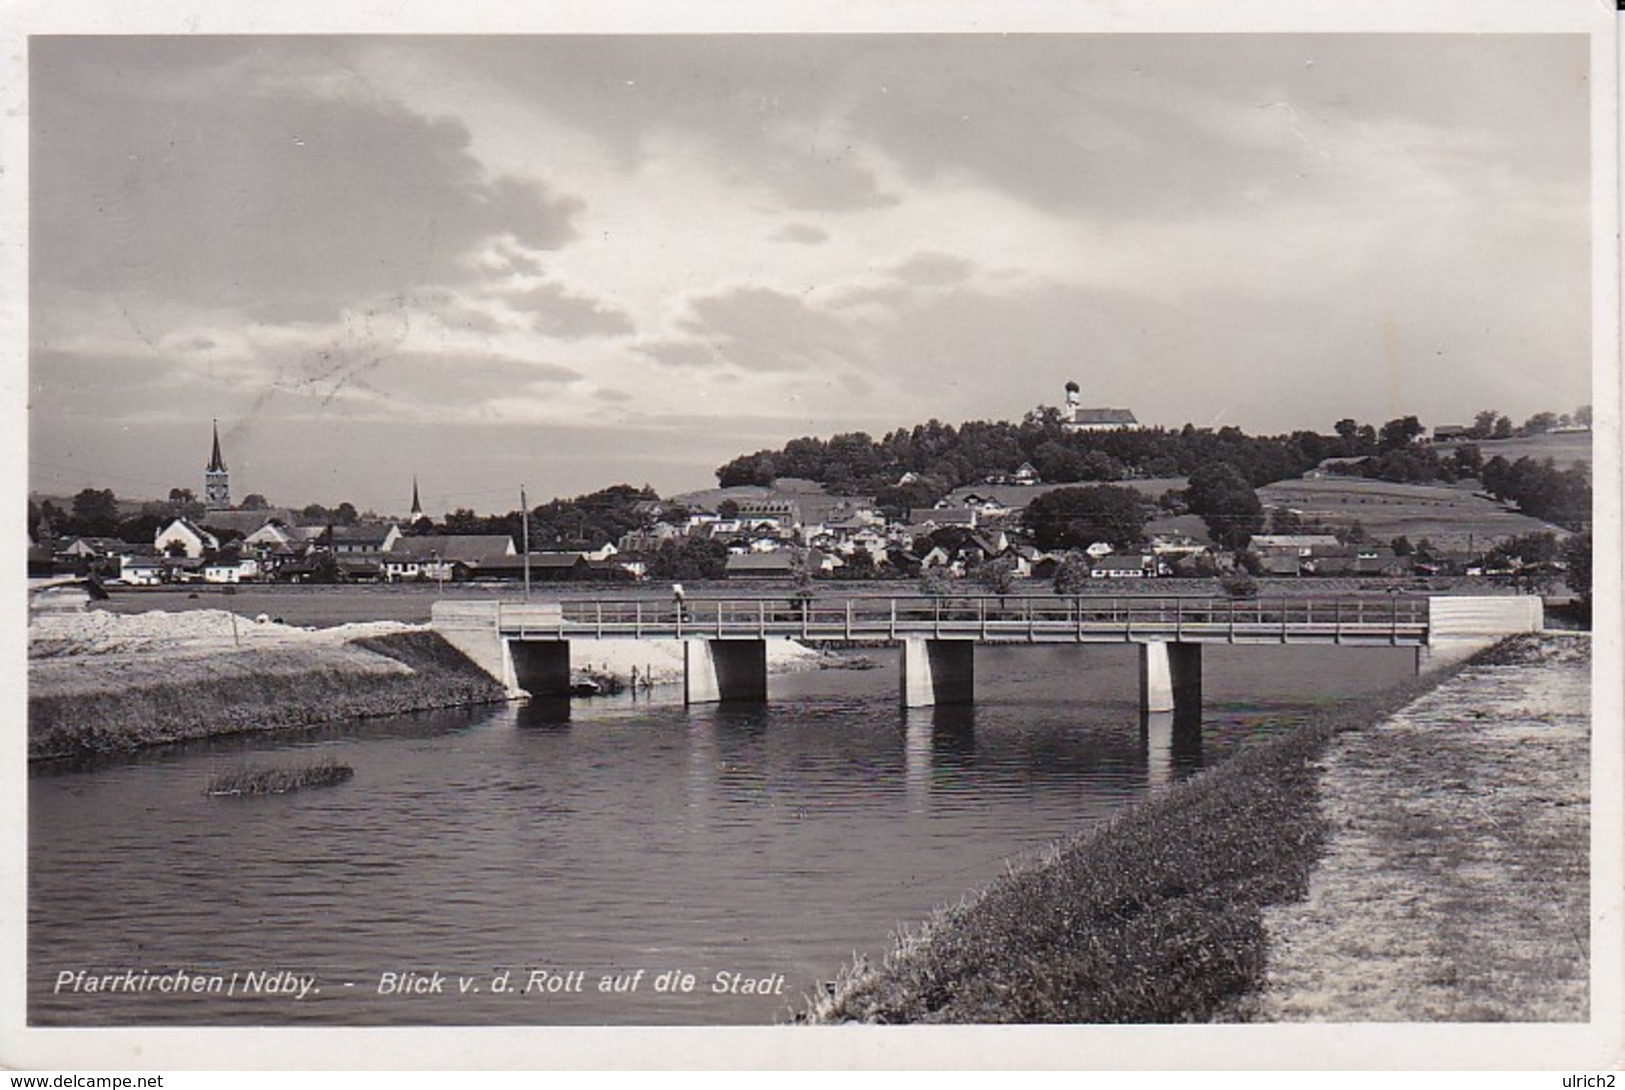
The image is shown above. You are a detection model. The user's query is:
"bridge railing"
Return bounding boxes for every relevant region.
[496,595,1429,643]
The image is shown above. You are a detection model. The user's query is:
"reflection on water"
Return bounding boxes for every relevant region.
[29,644,1413,1026]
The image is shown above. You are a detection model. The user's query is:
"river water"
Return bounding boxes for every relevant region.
[28,644,1414,1026]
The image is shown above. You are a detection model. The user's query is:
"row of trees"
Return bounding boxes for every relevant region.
[717,413,1353,505]
[1480,457,1591,530]
[715,405,1588,511]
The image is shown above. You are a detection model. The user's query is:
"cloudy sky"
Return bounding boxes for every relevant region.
[28,33,1592,515]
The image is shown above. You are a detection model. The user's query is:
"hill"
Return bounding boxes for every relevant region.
[1258,477,1566,551]
[1433,430,1592,469]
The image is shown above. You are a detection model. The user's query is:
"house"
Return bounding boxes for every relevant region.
[244,520,301,549]
[1303,546,1359,576]
[737,499,801,527]
[502,552,590,582]
[1250,534,1341,575]
[1150,534,1209,559]
[1012,462,1041,485]
[327,523,402,555]
[119,556,170,586]
[724,551,799,579]
[382,534,516,580]
[1091,554,1155,578]
[910,507,978,529]
[1432,424,1471,442]
[204,557,261,584]
[57,537,127,561]
[154,518,219,559]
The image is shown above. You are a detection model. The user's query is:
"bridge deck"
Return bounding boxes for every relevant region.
[494,595,1430,646]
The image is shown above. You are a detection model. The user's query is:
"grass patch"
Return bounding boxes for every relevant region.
[206,757,353,796]
[806,660,1478,1024]
[29,631,507,760]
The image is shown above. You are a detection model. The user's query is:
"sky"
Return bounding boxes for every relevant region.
[26,33,1594,516]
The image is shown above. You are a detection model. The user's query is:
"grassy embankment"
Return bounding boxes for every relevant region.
[28,631,506,761]
[205,757,355,796]
[807,652,1489,1024]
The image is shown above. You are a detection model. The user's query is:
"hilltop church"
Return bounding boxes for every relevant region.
[1060,380,1139,432]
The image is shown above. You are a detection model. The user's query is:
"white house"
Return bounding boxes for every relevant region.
[204,557,261,584]
[154,518,219,559]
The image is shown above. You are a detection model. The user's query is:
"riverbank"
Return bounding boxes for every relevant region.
[28,610,508,761]
[1241,633,1590,1021]
[807,631,1589,1023]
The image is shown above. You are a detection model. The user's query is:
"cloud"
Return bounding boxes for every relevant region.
[678,286,857,372]
[890,252,975,288]
[634,340,722,369]
[31,39,583,324]
[773,223,830,245]
[506,282,636,339]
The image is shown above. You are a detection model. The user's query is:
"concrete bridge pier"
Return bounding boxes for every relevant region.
[1139,640,1203,715]
[1142,706,1205,789]
[900,638,976,708]
[684,639,769,704]
[510,640,572,699]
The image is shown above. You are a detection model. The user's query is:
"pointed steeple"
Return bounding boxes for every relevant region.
[410,476,424,520]
[208,420,227,472]
[204,419,231,512]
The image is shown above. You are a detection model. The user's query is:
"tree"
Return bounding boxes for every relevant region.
[241,493,270,510]
[1491,415,1514,440]
[1575,404,1593,428]
[1052,551,1092,596]
[71,488,120,535]
[333,502,360,525]
[168,487,196,505]
[1267,506,1305,535]
[1022,485,1147,551]
[1471,410,1501,440]
[1522,411,1558,436]
[1452,443,1483,479]
[970,555,1017,598]
[646,537,728,581]
[919,566,954,597]
[1378,416,1425,452]
[1184,462,1264,551]
[1390,535,1414,557]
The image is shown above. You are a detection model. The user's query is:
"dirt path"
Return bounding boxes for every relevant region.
[1248,634,1591,1021]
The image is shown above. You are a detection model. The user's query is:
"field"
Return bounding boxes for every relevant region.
[1257,476,1566,551]
[1434,430,1593,469]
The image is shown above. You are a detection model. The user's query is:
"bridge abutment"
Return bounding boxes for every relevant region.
[900,639,976,708]
[684,639,769,704]
[1138,641,1203,715]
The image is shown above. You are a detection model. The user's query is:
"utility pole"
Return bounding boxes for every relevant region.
[521,484,531,601]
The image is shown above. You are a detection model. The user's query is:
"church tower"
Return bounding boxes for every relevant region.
[409,476,429,526]
[205,420,231,512]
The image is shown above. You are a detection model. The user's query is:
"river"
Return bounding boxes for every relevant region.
[28,643,1415,1026]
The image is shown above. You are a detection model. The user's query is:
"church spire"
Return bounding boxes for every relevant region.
[204,419,231,512]
[410,476,424,520]
[208,419,227,472]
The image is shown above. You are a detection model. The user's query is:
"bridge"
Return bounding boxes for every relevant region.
[431,594,1542,714]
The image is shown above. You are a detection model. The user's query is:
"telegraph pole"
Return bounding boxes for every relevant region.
[521,485,532,601]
